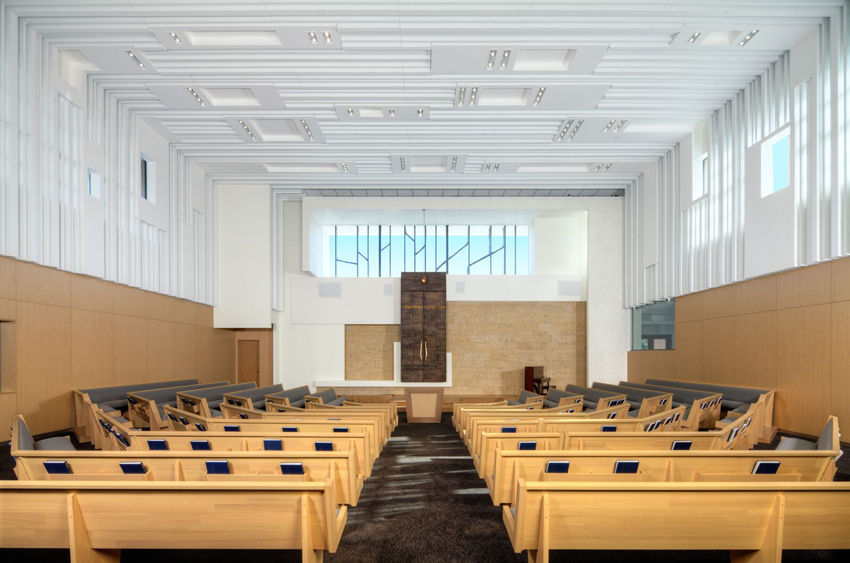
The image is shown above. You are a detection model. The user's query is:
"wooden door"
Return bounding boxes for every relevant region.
[401,291,424,382]
[423,291,446,382]
[237,340,260,386]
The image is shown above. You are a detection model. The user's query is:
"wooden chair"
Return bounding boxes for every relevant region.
[0,479,346,563]
[503,481,850,563]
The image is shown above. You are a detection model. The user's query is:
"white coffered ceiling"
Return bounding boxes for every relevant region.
[9,0,842,196]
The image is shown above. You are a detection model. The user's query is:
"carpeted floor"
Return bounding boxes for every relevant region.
[0,414,847,562]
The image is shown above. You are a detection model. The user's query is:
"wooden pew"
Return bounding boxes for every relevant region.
[175,382,257,417]
[127,380,230,431]
[264,385,313,409]
[591,382,673,418]
[12,449,363,506]
[72,379,199,443]
[459,402,589,444]
[474,422,749,484]
[93,408,375,477]
[164,405,384,459]
[454,398,584,434]
[219,403,389,447]
[222,383,284,410]
[224,402,393,440]
[0,479,346,563]
[644,378,777,441]
[470,407,686,474]
[503,481,850,563]
[305,400,399,430]
[452,400,508,430]
[466,404,633,456]
[488,447,839,505]
[619,381,722,430]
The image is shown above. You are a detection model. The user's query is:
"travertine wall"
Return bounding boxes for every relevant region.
[342,301,586,395]
[345,325,398,380]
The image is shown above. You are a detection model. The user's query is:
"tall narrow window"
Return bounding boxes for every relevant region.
[694,153,709,201]
[140,154,156,202]
[761,127,791,197]
[87,168,101,198]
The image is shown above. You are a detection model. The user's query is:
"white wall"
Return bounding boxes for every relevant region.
[136,119,170,232]
[277,196,628,388]
[215,184,272,328]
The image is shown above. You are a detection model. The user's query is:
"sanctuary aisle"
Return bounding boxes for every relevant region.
[0,415,847,563]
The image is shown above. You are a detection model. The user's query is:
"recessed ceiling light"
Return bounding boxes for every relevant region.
[602,119,617,132]
[613,120,628,133]
[533,87,545,106]
[494,163,500,171]
[458,87,466,107]
[127,51,145,69]
[451,157,458,172]
[187,87,205,106]
[487,50,496,69]
[347,108,354,116]
[500,50,511,69]
[323,31,332,44]
[554,119,574,142]
[688,32,701,43]
[400,157,406,171]
[739,29,759,46]
[309,32,318,44]
[485,164,491,171]
[389,109,396,117]
[417,109,424,117]
[567,119,585,141]
[342,163,349,172]
[170,32,181,44]
[469,87,478,106]
[594,164,603,172]
[603,164,613,172]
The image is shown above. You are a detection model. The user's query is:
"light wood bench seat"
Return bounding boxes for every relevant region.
[222,383,284,411]
[175,382,257,418]
[126,380,229,432]
[455,400,583,435]
[12,449,364,506]
[93,408,375,477]
[460,402,609,446]
[619,381,722,430]
[503,481,850,563]
[0,479,346,563]
[489,447,839,505]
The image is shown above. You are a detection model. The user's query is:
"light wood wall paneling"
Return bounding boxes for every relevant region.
[832,257,850,303]
[71,310,115,391]
[145,319,175,382]
[0,256,16,300]
[113,284,147,318]
[734,276,777,316]
[0,393,17,442]
[146,293,179,323]
[700,317,736,385]
[0,298,15,321]
[637,350,656,381]
[70,276,114,314]
[675,292,703,323]
[733,311,778,392]
[775,304,832,435]
[195,303,214,327]
[654,351,677,379]
[215,328,237,381]
[701,285,736,320]
[1,320,17,392]
[674,321,703,382]
[176,299,196,325]
[173,324,197,378]
[831,301,850,435]
[113,315,148,384]
[627,351,641,382]
[16,302,73,434]
[15,262,71,308]
[776,262,833,310]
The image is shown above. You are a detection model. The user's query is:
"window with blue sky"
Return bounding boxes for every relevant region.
[325,225,530,277]
[761,127,791,197]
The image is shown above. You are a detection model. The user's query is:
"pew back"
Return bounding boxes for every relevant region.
[222,384,285,411]
[127,381,230,430]
[176,383,257,417]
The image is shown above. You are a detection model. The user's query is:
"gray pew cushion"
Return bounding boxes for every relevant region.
[507,400,522,406]
[817,419,835,450]
[100,399,128,410]
[721,400,747,411]
[626,400,642,410]
[776,437,817,451]
[543,400,558,409]
[17,418,35,451]
[291,399,306,408]
[33,436,76,451]
[627,410,638,418]
[731,404,750,414]
[583,400,598,410]
[326,397,349,406]
[545,389,578,404]
[517,390,541,404]
[312,388,338,404]
[210,409,223,418]
[100,405,118,414]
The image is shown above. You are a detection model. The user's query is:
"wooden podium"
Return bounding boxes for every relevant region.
[404,388,444,423]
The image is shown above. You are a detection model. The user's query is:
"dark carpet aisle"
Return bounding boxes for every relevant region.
[1,414,848,562]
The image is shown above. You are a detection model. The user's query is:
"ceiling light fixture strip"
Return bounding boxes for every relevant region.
[300,119,314,141]
[533,87,545,107]
[739,29,759,46]
[187,87,205,106]
[238,119,256,141]
[128,51,145,69]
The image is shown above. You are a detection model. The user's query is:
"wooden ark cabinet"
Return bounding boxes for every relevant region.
[401,272,446,382]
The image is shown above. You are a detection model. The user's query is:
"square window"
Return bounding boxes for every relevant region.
[761,127,791,197]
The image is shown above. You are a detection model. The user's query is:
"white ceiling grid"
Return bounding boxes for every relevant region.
[6,0,842,196]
